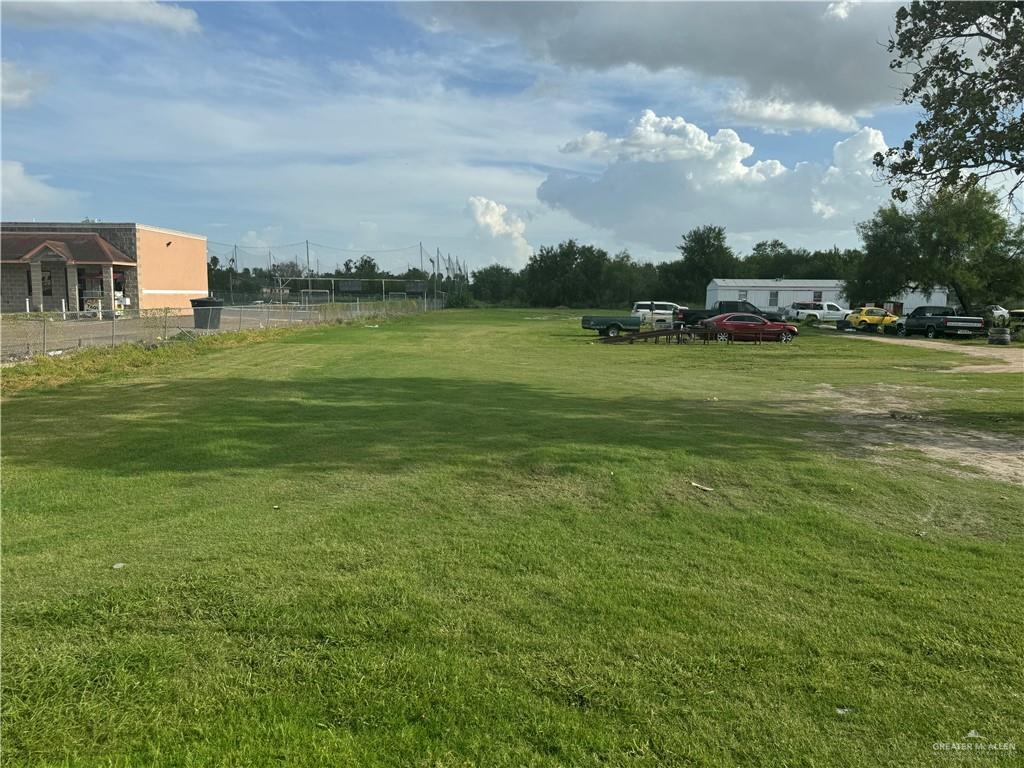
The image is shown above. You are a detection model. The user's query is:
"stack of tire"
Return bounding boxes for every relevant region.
[988,326,1011,345]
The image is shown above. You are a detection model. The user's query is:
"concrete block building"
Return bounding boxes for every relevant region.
[1,222,208,312]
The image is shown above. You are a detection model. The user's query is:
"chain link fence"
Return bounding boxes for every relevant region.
[0,297,445,362]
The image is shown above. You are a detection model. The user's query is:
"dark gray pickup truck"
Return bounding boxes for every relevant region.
[675,300,783,327]
[896,306,986,338]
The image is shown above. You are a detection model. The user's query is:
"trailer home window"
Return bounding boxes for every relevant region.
[769,291,778,307]
[738,290,748,300]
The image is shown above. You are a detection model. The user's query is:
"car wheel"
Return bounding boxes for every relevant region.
[779,331,794,344]
[805,314,819,323]
[925,326,937,339]
[858,321,869,331]
[607,325,620,338]
[715,331,731,343]
[896,325,906,337]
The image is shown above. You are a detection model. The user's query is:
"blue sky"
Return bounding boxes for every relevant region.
[1,1,920,272]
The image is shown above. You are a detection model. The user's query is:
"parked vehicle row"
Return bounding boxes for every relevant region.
[583,300,1008,343]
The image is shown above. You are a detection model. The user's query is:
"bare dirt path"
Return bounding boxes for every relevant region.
[805,383,1024,485]
[840,332,1024,373]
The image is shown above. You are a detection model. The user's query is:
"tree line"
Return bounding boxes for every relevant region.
[472,188,1023,310]
[207,188,1021,311]
[471,231,862,308]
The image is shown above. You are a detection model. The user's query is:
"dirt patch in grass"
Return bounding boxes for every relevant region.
[842,334,1024,373]
[806,384,1024,485]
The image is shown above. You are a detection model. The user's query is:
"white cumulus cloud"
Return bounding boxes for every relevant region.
[538,112,891,249]
[1,160,81,218]
[3,1,200,33]
[468,196,532,262]
[727,96,860,133]
[561,110,788,183]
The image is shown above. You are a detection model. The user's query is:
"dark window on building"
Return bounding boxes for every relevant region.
[813,291,823,302]
[41,268,53,297]
[769,290,779,306]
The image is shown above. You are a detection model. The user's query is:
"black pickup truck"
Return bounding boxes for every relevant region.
[675,300,783,327]
[895,306,986,338]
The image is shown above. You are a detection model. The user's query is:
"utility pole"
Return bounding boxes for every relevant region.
[418,242,425,308]
[267,248,273,300]
[230,244,236,305]
[306,240,311,291]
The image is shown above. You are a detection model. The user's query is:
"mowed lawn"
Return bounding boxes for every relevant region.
[2,309,1022,767]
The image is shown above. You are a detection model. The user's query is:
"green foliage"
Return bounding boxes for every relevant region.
[444,291,475,308]
[471,264,522,304]
[669,225,740,300]
[849,187,1024,309]
[874,1,1024,204]
[915,187,1020,308]
[601,251,659,307]
[848,205,923,306]
[741,240,863,281]
[334,255,382,279]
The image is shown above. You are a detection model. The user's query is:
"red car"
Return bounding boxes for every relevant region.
[704,313,799,343]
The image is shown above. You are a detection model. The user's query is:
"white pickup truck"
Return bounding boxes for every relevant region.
[631,301,687,324]
[783,301,850,322]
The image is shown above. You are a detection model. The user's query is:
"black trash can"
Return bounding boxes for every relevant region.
[190,297,224,330]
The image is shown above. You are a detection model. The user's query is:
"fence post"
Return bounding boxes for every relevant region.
[111,313,116,347]
[163,308,169,339]
[41,315,46,356]
[239,305,243,331]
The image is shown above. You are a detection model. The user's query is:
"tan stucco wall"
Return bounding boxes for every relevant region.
[135,225,208,309]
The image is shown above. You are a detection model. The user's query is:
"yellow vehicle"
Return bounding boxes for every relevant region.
[846,306,899,332]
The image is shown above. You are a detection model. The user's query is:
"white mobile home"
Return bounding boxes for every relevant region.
[704,279,949,315]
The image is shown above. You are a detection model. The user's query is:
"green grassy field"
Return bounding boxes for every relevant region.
[3,309,1022,767]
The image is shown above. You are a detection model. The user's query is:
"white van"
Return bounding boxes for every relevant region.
[631,301,686,323]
